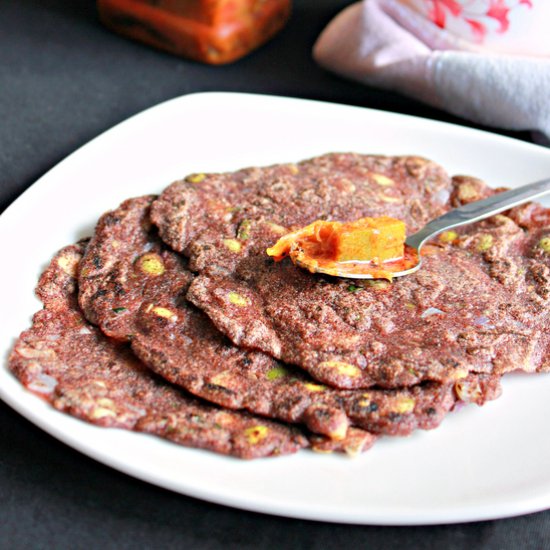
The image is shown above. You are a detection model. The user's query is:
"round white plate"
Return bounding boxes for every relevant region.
[1,92,549,525]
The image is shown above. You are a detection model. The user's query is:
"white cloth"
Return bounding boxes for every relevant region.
[313,0,550,139]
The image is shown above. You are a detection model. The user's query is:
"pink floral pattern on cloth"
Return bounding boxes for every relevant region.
[407,0,533,42]
[313,0,550,139]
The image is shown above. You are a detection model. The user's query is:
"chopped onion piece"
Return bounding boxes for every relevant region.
[27,373,58,394]
[434,188,451,205]
[474,316,496,329]
[421,307,445,319]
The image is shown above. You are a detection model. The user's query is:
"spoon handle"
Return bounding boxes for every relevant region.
[406,177,550,250]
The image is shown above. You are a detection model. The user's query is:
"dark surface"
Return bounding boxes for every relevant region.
[1,1,549,548]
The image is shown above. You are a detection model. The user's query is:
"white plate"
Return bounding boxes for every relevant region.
[1,92,549,525]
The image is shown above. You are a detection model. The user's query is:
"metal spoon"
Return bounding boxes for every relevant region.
[306,177,550,279]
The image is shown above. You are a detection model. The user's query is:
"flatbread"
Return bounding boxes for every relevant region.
[151,153,453,275]
[78,196,501,440]
[9,243,308,459]
[148,153,548,388]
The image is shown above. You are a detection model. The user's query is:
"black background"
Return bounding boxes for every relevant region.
[1,1,549,548]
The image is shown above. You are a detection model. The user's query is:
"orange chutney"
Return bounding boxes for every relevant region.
[266,217,418,280]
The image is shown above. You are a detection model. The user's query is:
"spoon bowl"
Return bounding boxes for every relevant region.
[306,177,550,279]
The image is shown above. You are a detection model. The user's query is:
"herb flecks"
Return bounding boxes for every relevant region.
[237,219,252,241]
[347,284,362,293]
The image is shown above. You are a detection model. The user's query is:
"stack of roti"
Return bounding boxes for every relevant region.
[10,153,549,459]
